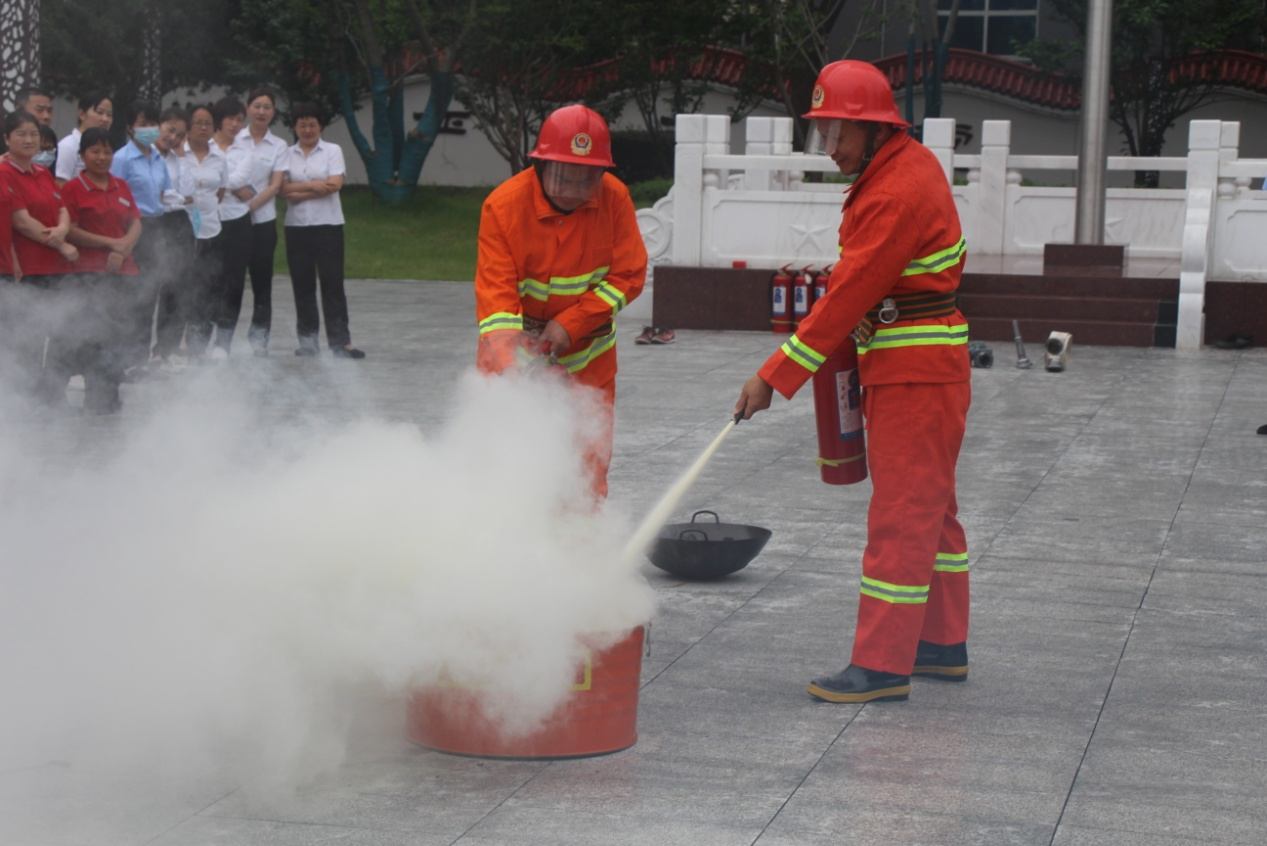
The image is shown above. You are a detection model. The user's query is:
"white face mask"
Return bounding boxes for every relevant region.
[32,150,57,168]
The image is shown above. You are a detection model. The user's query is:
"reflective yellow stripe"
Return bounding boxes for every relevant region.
[479,312,523,335]
[780,334,827,373]
[857,323,969,355]
[860,576,929,604]
[934,552,970,573]
[593,280,627,315]
[519,267,612,303]
[557,328,617,374]
[902,236,967,276]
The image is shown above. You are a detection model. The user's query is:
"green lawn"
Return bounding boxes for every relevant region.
[274,185,492,282]
[271,179,670,281]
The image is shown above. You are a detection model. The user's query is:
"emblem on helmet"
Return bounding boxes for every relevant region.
[570,132,592,156]
[811,85,825,109]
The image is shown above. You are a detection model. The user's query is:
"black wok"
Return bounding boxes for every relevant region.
[647,511,772,579]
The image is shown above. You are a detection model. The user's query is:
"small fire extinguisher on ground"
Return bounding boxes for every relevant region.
[812,336,867,485]
[771,265,793,333]
[791,265,813,331]
[813,264,833,310]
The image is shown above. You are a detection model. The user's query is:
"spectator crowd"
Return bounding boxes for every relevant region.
[1,86,364,417]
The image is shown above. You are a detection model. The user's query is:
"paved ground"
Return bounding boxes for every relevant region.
[2,278,1266,846]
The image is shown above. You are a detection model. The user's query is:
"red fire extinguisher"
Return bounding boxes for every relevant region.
[813,264,833,311]
[771,265,793,333]
[791,265,813,331]
[812,336,867,485]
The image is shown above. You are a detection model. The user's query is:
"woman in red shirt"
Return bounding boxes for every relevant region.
[0,110,79,413]
[63,127,142,414]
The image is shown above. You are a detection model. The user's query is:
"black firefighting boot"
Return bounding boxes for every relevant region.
[912,640,969,682]
[807,664,910,703]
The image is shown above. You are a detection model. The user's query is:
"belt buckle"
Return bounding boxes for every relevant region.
[877,298,899,324]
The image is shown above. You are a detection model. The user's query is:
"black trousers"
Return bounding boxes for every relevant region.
[186,233,224,358]
[0,275,67,409]
[213,213,252,352]
[151,212,198,359]
[129,222,168,368]
[284,224,350,349]
[58,273,132,410]
[247,220,278,349]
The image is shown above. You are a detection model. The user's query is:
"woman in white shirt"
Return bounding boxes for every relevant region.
[235,88,288,356]
[184,105,228,359]
[150,106,196,370]
[277,101,364,359]
[55,92,113,186]
[209,96,254,357]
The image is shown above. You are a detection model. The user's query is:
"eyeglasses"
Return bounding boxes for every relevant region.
[8,130,40,140]
[192,121,213,128]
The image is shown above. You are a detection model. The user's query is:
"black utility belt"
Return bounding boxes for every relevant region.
[854,292,959,345]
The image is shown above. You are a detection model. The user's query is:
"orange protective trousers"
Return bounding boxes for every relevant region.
[851,380,971,675]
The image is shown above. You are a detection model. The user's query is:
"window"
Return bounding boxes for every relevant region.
[938,0,1039,57]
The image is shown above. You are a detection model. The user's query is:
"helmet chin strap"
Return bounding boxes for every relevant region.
[858,123,880,178]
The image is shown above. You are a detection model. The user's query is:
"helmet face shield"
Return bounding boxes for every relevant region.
[541,161,605,206]
[806,118,843,157]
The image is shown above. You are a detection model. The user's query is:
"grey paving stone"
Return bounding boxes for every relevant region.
[6,280,1267,845]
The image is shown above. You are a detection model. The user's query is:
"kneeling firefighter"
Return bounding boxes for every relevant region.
[475,105,647,500]
[734,61,972,703]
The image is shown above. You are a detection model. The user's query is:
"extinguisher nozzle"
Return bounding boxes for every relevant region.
[733,412,744,425]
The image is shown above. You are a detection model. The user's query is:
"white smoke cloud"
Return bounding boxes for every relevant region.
[0,367,655,789]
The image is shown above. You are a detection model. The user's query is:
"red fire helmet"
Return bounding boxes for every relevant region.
[803,60,910,128]
[530,105,616,168]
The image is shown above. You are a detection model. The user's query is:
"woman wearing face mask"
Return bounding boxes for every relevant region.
[277,101,364,359]
[234,88,287,357]
[55,92,113,187]
[150,107,196,371]
[62,127,142,414]
[35,125,57,170]
[183,105,227,360]
[207,96,254,358]
[0,110,80,413]
[110,101,172,380]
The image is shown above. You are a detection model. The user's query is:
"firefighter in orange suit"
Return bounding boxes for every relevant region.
[735,61,971,703]
[475,105,647,499]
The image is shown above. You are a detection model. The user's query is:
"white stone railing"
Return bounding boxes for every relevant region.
[636,115,1267,350]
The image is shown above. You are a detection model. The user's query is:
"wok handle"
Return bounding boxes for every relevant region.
[690,510,721,524]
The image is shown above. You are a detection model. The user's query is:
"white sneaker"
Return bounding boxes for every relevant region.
[68,375,86,391]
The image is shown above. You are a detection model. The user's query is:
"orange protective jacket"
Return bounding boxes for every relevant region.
[758,131,969,396]
[475,168,647,387]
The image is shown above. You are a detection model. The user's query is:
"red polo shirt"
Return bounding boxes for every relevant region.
[0,181,13,276]
[62,173,140,275]
[0,159,72,276]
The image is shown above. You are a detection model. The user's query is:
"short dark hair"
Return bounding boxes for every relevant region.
[211,96,245,130]
[15,87,51,106]
[125,101,160,127]
[38,124,57,147]
[159,106,189,127]
[189,104,214,126]
[77,92,111,114]
[3,110,38,136]
[247,88,276,109]
[79,126,113,155]
[290,101,324,126]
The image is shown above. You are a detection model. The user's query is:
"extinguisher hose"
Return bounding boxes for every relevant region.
[622,415,742,566]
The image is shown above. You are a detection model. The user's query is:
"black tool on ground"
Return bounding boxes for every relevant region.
[1011,320,1032,369]
[967,341,994,368]
[647,510,772,579]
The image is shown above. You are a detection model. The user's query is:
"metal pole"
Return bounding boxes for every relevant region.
[1075,0,1113,244]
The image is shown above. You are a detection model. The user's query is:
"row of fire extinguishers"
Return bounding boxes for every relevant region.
[770,264,869,488]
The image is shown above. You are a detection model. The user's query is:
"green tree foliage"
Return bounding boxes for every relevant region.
[1018,0,1267,185]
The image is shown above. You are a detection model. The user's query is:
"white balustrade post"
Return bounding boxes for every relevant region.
[699,115,731,265]
[922,118,956,185]
[745,116,775,190]
[673,114,708,266]
[1219,121,1245,195]
[976,121,1010,256]
[1177,120,1222,351]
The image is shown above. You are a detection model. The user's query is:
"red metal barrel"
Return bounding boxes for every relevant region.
[406,625,645,759]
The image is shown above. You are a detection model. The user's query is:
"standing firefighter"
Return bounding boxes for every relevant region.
[475,105,647,499]
[735,61,971,703]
